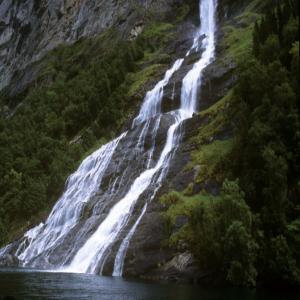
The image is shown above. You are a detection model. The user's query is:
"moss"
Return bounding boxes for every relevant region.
[191,139,234,184]
[190,90,232,146]
[200,90,232,117]
[221,24,253,60]
[142,22,174,39]
[127,64,165,97]
[139,50,171,66]
[182,91,234,184]
[140,22,175,49]
[161,192,218,245]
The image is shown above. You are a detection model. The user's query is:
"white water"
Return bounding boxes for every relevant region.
[133,58,184,127]
[16,133,126,264]
[2,0,217,276]
[64,115,184,273]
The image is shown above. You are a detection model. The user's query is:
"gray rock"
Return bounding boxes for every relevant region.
[163,251,195,273]
[0,254,19,267]
[0,0,184,95]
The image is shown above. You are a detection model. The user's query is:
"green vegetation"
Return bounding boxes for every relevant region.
[162,181,258,286]
[127,64,165,97]
[218,0,262,62]
[190,139,233,184]
[186,91,233,184]
[162,0,299,288]
[229,0,300,286]
[0,35,143,245]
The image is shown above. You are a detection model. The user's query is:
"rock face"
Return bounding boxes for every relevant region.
[129,20,145,41]
[0,0,181,95]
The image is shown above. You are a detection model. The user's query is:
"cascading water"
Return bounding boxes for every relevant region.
[0,0,217,277]
[112,0,217,276]
[16,133,127,265]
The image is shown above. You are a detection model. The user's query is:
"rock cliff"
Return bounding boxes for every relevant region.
[0,0,187,95]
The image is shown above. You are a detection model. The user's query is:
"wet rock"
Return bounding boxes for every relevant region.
[200,58,237,111]
[123,211,173,277]
[163,252,196,273]
[0,254,19,267]
[139,251,202,283]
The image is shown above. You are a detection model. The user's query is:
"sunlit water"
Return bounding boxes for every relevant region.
[0,268,298,300]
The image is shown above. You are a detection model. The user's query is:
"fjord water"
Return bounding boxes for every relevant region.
[1,269,298,300]
[1,0,217,277]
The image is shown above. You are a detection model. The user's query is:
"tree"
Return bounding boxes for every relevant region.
[188,180,257,285]
[224,221,258,286]
[259,34,280,64]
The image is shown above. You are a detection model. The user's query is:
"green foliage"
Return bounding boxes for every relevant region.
[191,139,234,184]
[186,91,233,185]
[264,235,300,284]
[224,221,258,286]
[227,0,300,286]
[127,64,165,97]
[162,180,258,286]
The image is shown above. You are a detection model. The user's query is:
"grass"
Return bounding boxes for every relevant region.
[200,90,232,117]
[142,22,174,39]
[191,139,234,184]
[186,91,234,184]
[219,2,261,62]
[190,90,232,146]
[139,49,171,66]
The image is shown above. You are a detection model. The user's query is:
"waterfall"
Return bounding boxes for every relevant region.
[16,133,127,265]
[1,0,217,276]
[113,0,217,276]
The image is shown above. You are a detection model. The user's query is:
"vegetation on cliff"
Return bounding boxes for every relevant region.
[162,0,299,287]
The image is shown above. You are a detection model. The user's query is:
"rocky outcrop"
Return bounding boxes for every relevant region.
[129,20,145,41]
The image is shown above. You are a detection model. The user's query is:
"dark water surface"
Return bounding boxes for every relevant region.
[0,268,297,300]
